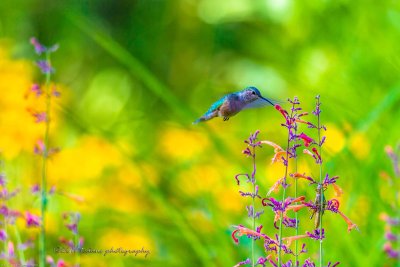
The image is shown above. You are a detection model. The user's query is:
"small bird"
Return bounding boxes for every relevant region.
[193,86,276,124]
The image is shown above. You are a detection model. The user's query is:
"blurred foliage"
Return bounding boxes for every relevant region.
[0,0,400,266]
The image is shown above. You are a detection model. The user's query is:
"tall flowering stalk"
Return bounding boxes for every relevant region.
[313,95,324,266]
[235,130,264,267]
[231,95,357,267]
[274,98,302,265]
[0,160,38,266]
[380,144,400,264]
[29,37,59,267]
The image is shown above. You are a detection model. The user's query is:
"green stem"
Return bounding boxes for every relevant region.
[13,224,26,265]
[75,233,81,265]
[278,108,294,266]
[39,51,52,267]
[252,184,255,267]
[4,217,8,266]
[294,129,299,267]
[317,99,323,267]
[252,146,256,267]
[395,172,400,267]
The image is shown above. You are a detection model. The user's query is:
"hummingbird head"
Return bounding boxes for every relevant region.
[241,86,263,103]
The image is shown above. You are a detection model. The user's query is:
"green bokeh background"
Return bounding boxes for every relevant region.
[0,0,400,266]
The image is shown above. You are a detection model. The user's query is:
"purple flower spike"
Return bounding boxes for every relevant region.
[49,185,56,195]
[31,184,40,194]
[303,259,316,267]
[235,173,250,185]
[52,86,61,97]
[233,258,251,267]
[244,130,262,148]
[31,84,42,97]
[25,259,36,267]
[30,37,46,55]
[283,217,298,228]
[36,60,55,74]
[0,174,5,187]
[26,212,40,227]
[63,212,81,235]
[307,228,325,240]
[257,257,267,266]
[0,229,7,241]
[66,223,78,235]
[300,243,307,253]
[323,174,339,185]
[326,199,340,212]
[79,237,84,249]
[17,239,34,250]
[47,43,59,53]
[33,111,47,123]
[385,231,397,242]
[30,37,59,55]
[313,95,322,116]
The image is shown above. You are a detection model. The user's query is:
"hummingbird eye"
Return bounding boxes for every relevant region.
[252,91,256,95]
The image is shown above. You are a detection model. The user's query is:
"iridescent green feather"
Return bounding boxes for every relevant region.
[205,95,227,115]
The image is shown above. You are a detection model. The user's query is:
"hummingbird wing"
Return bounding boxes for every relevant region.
[193,95,227,124]
[206,95,227,113]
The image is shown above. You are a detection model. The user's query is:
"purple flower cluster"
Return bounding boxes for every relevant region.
[0,167,37,265]
[232,96,357,266]
[380,144,400,260]
[28,37,83,267]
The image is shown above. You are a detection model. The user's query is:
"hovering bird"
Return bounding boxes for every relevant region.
[193,86,276,124]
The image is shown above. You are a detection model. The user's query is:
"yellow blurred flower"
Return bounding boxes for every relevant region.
[0,44,66,159]
[323,123,345,154]
[177,165,221,195]
[99,229,155,257]
[188,210,214,234]
[0,45,40,159]
[160,125,209,160]
[216,188,244,214]
[48,136,122,182]
[349,132,370,160]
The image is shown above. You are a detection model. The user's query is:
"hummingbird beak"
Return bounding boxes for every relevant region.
[259,96,275,106]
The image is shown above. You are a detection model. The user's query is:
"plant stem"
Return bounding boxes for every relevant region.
[395,171,400,267]
[75,233,81,265]
[294,129,299,267]
[13,224,26,265]
[278,134,290,266]
[278,107,294,266]
[4,216,8,266]
[317,98,323,267]
[252,146,256,267]
[39,51,52,267]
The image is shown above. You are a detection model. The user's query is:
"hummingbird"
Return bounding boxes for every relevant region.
[193,86,276,124]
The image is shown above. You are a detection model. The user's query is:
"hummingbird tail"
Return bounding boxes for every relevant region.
[192,118,204,124]
[193,111,217,124]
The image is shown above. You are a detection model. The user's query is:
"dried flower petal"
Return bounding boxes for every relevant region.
[266,178,283,196]
[337,210,359,232]
[291,172,316,184]
[332,184,343,197]
[282,234,308,246]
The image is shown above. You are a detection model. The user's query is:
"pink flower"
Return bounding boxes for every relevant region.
[26,212,40,227]
[274,104,288,119]
[31,84,42,97]
[0,229,7,241]
[298,132,313,147]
